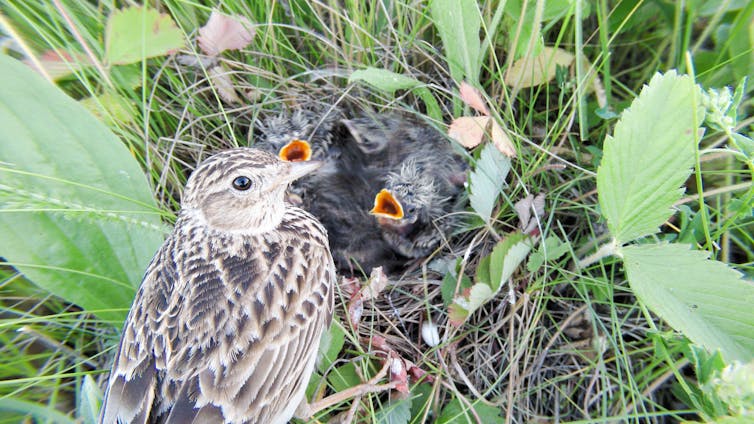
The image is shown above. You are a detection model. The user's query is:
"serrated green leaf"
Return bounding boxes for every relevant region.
[468,143,511,223]
[451,233,531,325]
[105,6,185,66]
[597,71,700,244]
[622,243,754,362]
[488,232,532,292]
[437,396,504,424]
[0,54,165,324]
[475,253,491,285]
[527,235,570,272]
[430,0,482,82]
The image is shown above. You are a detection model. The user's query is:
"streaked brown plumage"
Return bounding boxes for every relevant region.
[99,148,335,424]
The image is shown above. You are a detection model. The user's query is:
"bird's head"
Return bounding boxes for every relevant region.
[258,109,333,161]
[370,159,438,233]
[181,148,322,233]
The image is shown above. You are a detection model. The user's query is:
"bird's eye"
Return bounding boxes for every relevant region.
[407,206,416,214]
[232,176,252,191]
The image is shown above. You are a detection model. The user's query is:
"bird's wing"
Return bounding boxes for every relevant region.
[161,229,335,423]
[99,238,177,424]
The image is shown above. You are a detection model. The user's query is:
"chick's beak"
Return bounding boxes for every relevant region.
[279,139,312,162]
[370,189,404,220]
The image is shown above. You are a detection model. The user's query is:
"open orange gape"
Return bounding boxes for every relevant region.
[278,139,312,162]
[370,189,404,220]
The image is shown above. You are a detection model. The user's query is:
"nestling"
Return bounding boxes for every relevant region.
[350,115,468,259]
[371,158,460,258]
[99,148,335,424]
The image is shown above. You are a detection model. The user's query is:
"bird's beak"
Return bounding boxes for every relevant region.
[278,139,312,162]
[271,159,323,189]
[370,189,404,220]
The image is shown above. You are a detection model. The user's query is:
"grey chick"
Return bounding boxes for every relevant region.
[370,157,463,258]
[347,114,467,259]
[301,157,403,274]
[255,108,343,204]
[256,107,342,164]
[99,148,335,424]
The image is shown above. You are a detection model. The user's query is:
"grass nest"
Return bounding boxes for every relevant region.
[139,47,681,421]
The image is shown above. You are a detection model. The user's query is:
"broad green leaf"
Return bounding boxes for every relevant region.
[409,383,434,420]
[468,143,511,223]
[317,318,346,373]
[105,6,185,66]
[622,243,754,362]
[375,397,412,424]
[327,362,362,392]
[437,396,504,424]
[0,54,165,324]
[441,268,471,306]
[348,68,441,120]
[430,0,482,83]
[597,71,701,244]
[502,0,545,60]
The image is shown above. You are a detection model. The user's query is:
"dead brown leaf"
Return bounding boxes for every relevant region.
[504,47,574,89]
[448,116,490,149]
[198,10,255,57]
[208,66,241,104]
[459,81,489,115]
[514,193,546,235]
[490,120,516,157]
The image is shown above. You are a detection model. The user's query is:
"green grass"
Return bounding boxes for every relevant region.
[1,0,753,423]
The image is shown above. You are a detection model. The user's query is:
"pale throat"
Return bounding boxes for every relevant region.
[184,201,287,235]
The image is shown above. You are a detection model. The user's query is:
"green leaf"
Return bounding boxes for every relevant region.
[77,375,102,424]
[409,383,434,421]
[375,397,412,424]
[437,396,504,424]
[488,232,532,292]
[105,6,185,66]
[0,398,77,424]
[622,243,754,362]
[318,318,346,373]
[327,362,363,393]
[527,235,570,272]
[80,91,136,125]
[450,232,532,326]
[429,0,482,83]
[0,54,165,324]
[441,268,471,306]
[348,68,441,120]
[468,143,511,223]
[597,71,701,244]
[349,67,422,93]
